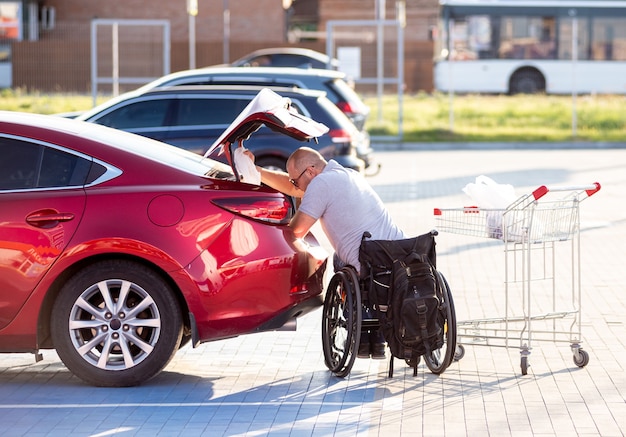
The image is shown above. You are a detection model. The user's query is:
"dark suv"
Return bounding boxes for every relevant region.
[134,67,375,171]
[76,86,365,172]
[136,67,369,130]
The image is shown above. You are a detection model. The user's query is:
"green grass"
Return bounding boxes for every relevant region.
[2,88,625,142]
[0,88,108,115]
[364,93,626,142]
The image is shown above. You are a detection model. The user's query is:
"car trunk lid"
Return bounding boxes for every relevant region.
[204,88,329,182]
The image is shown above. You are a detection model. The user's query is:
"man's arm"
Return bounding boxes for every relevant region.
[256,166,302,198]
[243,149,302,197]
[289,209,317,238]
[260,166,318,239]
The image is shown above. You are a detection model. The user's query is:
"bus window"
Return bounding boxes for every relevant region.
[499,17,556,60]
[592,18,626,61]
[450,19,476,60]
[558,18,590,61]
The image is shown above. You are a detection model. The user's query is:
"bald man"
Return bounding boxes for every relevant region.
[248,147,406,359]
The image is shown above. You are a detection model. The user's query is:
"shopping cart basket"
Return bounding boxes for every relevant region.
[434,182,601,374]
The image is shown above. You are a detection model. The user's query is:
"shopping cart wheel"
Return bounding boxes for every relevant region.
[454,344,465,362]
[521,356,529,375]
[573,349,590,368]
[423,271,457,374]
[321,267,362,378]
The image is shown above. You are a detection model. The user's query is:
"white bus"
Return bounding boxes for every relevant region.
[433,0,626,94]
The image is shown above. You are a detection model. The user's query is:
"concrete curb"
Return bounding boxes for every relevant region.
[372,141,626,151]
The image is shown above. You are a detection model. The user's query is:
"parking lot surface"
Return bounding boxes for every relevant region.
[1,147,626,436]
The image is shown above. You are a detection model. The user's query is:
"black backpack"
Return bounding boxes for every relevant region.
[360,232,444,376]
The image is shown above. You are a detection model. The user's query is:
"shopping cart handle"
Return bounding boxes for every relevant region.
[434,206,481,215]
[532,185,549,200]
[532,182,601,200]
[586,182,602,197]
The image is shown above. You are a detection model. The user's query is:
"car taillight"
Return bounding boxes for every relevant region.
[213,197,293,224]
[336,101,357,116]
[290,283,308,295]
[328,128,353,144]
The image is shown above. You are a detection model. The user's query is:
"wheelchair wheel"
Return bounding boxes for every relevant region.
[321,267,362,378]
[423,271,457,374]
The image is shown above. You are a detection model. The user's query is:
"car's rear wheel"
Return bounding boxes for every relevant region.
[51,260,183,387]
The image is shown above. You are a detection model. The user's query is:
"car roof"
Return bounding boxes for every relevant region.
[231,47,340,67]
[142,84,327,98]
[1,110,130,140]
[235,47,332,59]
[135,66,346,93]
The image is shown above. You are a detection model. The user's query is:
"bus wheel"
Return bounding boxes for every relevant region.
[509,70,545,94]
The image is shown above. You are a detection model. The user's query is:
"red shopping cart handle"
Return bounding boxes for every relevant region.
[586,182,602,197]
[434,206,481,215]
[532,182,601,200]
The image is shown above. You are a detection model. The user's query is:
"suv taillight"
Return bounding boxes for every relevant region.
[212,197,293,224]
[336,101,358,116]
[328,128,353,144]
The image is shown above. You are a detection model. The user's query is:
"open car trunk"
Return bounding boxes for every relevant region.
[204,88,329,183]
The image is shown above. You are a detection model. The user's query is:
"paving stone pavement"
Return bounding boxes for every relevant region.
[1,147,625,437]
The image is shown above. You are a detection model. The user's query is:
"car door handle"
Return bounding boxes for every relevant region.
[26,210,75,228]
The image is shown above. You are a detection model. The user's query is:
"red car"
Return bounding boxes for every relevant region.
[0,89,328,387]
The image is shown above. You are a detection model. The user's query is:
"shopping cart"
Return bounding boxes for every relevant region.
[434,182,601,374]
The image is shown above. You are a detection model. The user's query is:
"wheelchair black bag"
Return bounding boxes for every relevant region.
[359,232,444,362]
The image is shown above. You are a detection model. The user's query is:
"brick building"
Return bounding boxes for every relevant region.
[2,0,438,93]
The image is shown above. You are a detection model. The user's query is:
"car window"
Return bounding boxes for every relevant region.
[93,99,172,129]
[269,54,324,69]
[175,98,250,126]
[0,137,92,190]
[285,101,307,117]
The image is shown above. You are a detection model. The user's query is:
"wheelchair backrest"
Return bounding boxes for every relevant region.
[359,231,437,276]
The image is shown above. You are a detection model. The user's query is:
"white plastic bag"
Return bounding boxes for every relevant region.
[233,147,261,186]
[463,175,516,239]
[462,175,516,209]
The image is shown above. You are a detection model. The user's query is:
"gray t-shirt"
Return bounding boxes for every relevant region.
[298,160,406,270]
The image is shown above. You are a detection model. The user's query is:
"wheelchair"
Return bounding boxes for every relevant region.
[321,230,457,378]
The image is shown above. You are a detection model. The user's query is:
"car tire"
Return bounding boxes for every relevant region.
[256,157,287,172]
[50,260,183,387]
